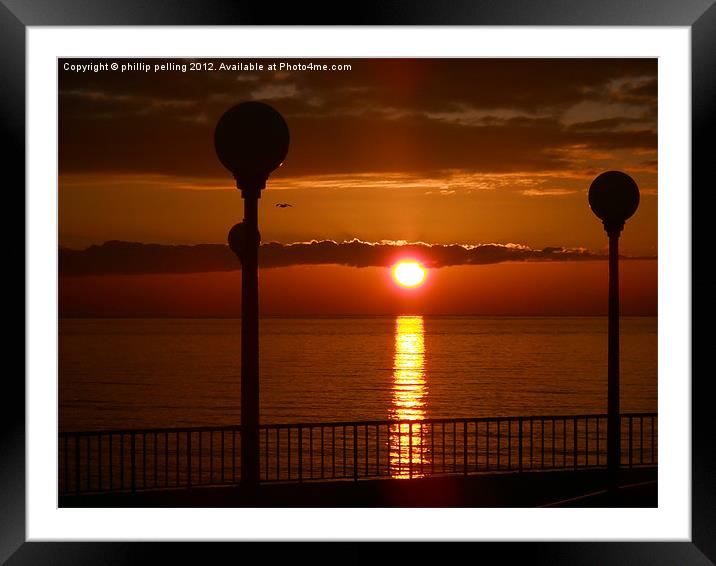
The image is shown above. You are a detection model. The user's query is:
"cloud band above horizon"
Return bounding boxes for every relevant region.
[59,240,655,276]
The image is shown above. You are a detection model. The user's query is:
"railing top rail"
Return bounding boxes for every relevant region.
[59,423,243,437]
[257,412,656,430]
[59,412,657,437]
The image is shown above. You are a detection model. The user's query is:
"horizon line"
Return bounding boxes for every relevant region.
[58,314,658,320]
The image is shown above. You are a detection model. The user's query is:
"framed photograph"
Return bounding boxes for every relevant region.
[9,1,712,562]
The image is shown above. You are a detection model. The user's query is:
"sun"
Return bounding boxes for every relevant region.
[392,261,427,288]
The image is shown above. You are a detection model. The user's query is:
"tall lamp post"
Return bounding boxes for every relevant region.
[214,102,290,488]
[588,171,640,488]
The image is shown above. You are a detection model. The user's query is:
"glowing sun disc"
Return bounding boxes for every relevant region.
[392,261,427,288]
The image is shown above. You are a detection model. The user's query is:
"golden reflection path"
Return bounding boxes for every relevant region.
[389,315,429,478]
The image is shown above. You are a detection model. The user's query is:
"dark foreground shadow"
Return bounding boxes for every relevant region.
[60,467,656,508]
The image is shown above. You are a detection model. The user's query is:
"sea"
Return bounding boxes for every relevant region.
[59,316,657,432]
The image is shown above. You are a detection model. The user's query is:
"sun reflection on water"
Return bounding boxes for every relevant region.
[389,315,429,478]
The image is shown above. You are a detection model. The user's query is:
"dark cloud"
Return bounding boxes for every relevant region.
[58,58,657,178]
[59,240,654,276]
[59,58,657,116]
[57,112,655,178]
[566,117,651,132]
[610,78,658,105]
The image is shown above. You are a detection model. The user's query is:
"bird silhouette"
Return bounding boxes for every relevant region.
[275,203,293,208]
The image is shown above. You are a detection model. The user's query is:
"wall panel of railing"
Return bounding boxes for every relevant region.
[59,413,657,495]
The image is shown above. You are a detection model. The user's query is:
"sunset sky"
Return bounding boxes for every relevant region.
[58,58,658,316]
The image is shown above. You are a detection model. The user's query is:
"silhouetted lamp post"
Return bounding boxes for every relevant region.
[215,102,290,487]
[588,171,640,487]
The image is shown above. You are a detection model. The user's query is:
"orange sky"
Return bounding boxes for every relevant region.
[58,58,657,316]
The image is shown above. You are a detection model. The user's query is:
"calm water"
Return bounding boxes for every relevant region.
[59,316,657,432]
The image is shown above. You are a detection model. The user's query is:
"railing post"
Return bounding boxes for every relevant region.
[209,431,214,483]
[62,435,68,494]
[353,425,358,481]
[142,433,146,489]
[640,416,644,465]
[409,423,413,479]
[309,427,314,480]
[364,426,368,477]
[375,425,379,477]
[332,426,336,478]
[187,431,192,488]
[463,421,468,476]
[298,426,303,483]
[118,435,126,489]
[98,434,103,491]
[87,437,91,491]
[497,419,501,470]
[130,433,136,494]
[518,418,523,473]
[485,422,489,471]
[573,417,578,470]
[152,432,157,489]
[109,434,114,490]
[431,423,435,475]
[628,416,633,468]
[508,419,512,470]
[585,418,589,467]
[563,418,568,468]
[75,434,80,495]
[539,418,543,469]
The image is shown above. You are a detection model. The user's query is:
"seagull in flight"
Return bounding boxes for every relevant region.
[275,203,293,208]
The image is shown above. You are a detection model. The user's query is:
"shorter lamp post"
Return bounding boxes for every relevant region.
[214,101,290,488]
[588,170,640,488]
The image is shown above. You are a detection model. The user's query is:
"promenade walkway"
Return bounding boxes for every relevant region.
[60,466,657,508]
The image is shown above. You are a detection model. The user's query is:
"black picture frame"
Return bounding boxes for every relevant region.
[6,1,712,562]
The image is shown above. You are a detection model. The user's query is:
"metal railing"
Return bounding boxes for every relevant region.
[59,413,657,495]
